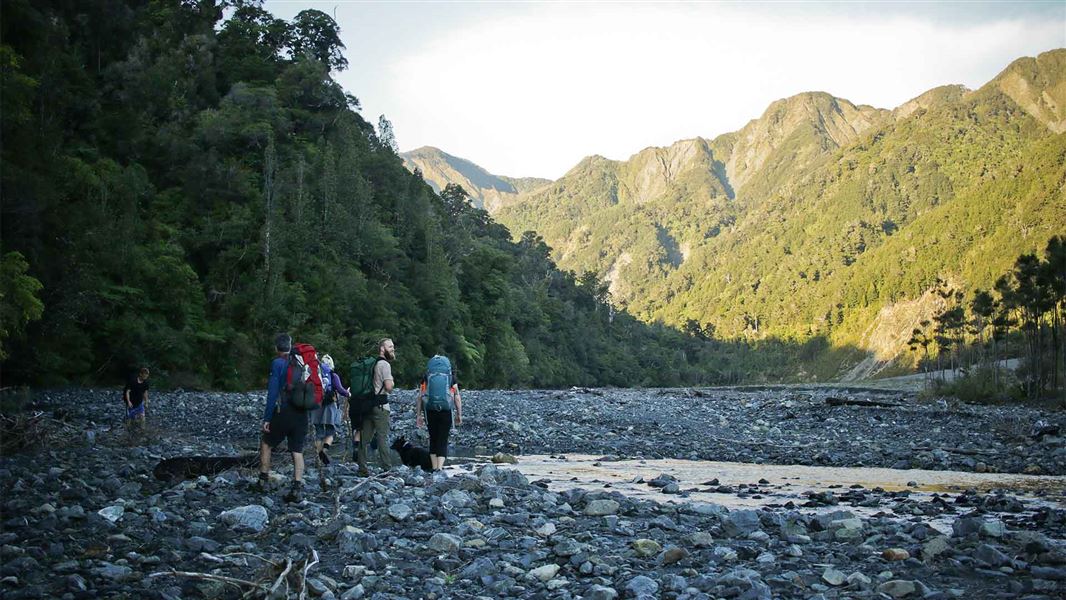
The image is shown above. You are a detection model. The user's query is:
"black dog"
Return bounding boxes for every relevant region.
[391,436,433,472]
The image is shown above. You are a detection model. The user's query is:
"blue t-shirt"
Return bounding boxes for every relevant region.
[264,356,288,421]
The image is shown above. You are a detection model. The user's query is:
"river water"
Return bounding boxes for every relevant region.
[502,454,1066,534]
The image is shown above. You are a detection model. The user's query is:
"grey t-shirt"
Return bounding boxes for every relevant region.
[373,359,393,411]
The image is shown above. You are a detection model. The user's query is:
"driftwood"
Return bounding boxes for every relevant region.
[911,446,998,457]
[825,396,903,408]
[148,570,267,593]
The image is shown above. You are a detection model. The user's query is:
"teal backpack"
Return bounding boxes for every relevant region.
[424,355,453,412]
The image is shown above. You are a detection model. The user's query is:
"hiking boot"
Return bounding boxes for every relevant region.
[283,481,304,503]
[356,468,371,478]
[318,449,331,466]
[254,472,271,493]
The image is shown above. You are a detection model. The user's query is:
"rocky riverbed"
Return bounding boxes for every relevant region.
[0,387,1063,599]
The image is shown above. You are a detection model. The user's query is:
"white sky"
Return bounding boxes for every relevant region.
[265,1,1066,179]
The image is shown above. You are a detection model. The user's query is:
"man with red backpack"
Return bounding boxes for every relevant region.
[258,333,324,502]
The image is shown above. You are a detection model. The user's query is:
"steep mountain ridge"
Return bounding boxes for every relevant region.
[725,92,890,192]
[405,49,1066,378]
[401,146,550,212]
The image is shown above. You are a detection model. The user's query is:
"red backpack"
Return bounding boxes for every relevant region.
[284,343,324,410]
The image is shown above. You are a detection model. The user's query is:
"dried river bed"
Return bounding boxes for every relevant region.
[0,388,1063,599]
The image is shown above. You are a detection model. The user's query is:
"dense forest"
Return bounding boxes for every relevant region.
[912,237,1065,403]
[0,0,782,389]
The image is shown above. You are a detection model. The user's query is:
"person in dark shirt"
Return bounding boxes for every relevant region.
[123,367,150,426]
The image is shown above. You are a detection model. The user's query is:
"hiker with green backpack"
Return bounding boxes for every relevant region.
[415,354,463,472]
[349,338,397,476]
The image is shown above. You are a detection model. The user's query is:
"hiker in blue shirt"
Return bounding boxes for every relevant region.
[258,333,308,502]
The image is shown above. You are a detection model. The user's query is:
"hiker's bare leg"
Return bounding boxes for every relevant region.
[259,441,272,475]
[292,452,304,482]
[434,455,445,470]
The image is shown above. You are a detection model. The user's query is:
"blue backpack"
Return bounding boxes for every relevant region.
[424,355,453,412]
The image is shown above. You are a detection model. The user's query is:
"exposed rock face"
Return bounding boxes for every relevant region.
[987,49,1066,133]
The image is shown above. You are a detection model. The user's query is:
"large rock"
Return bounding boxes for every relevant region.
[585,585,618,600]
[974,544,1011,567]
[427,533,462,554]
[877,580,918,598]
[338,527,376,554]
[822,567,846,586]
[97,506,124,523]
[631,539,662,557]
[585,499,620,516]
[952,516,985,537]
[921,535,951,562]
[830,517,864,541]
[491,452,518,464]
[528,564,559,582]
[441,490,475,509]
[625,575,658,598]
[387,504,412,522]
[92,563,133,582]
[658,546,687,565]
[219,505,269,533]
[882,548,909,561]
[722,510,761,536]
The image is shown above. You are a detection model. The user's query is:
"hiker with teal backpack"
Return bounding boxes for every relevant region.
[349,338,397,476]
[415,354,462,472]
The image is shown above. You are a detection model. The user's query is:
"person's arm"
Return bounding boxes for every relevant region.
[452,386,462,425]
[380,361,395,394]
[332,372,350,397]
[143,387,149,412]
[264,360,283,429]
[124,382,132,408]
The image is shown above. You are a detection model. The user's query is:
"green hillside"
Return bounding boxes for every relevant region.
[487,51,1066,377]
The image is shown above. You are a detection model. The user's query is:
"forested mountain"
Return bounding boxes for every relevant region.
[0,0,753,389]
[401,146,550,212]
[415,50,1066,376]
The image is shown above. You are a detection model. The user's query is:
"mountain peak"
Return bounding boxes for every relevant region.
[984,48,1066,133]
[893,84,970,120]
[726,91,889,191]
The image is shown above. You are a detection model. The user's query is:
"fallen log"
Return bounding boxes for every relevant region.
[153,454,259,483]
[825,396,903,408]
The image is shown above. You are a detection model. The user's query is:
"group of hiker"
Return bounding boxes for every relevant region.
[257,334,462,502]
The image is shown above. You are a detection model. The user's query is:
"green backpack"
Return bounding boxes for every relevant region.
[349,356,383,422]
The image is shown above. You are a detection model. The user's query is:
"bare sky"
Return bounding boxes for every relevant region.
[265,1,1066,179]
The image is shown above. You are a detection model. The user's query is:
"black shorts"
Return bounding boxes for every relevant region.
[262,404,309,453]
[425,409,452,457]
